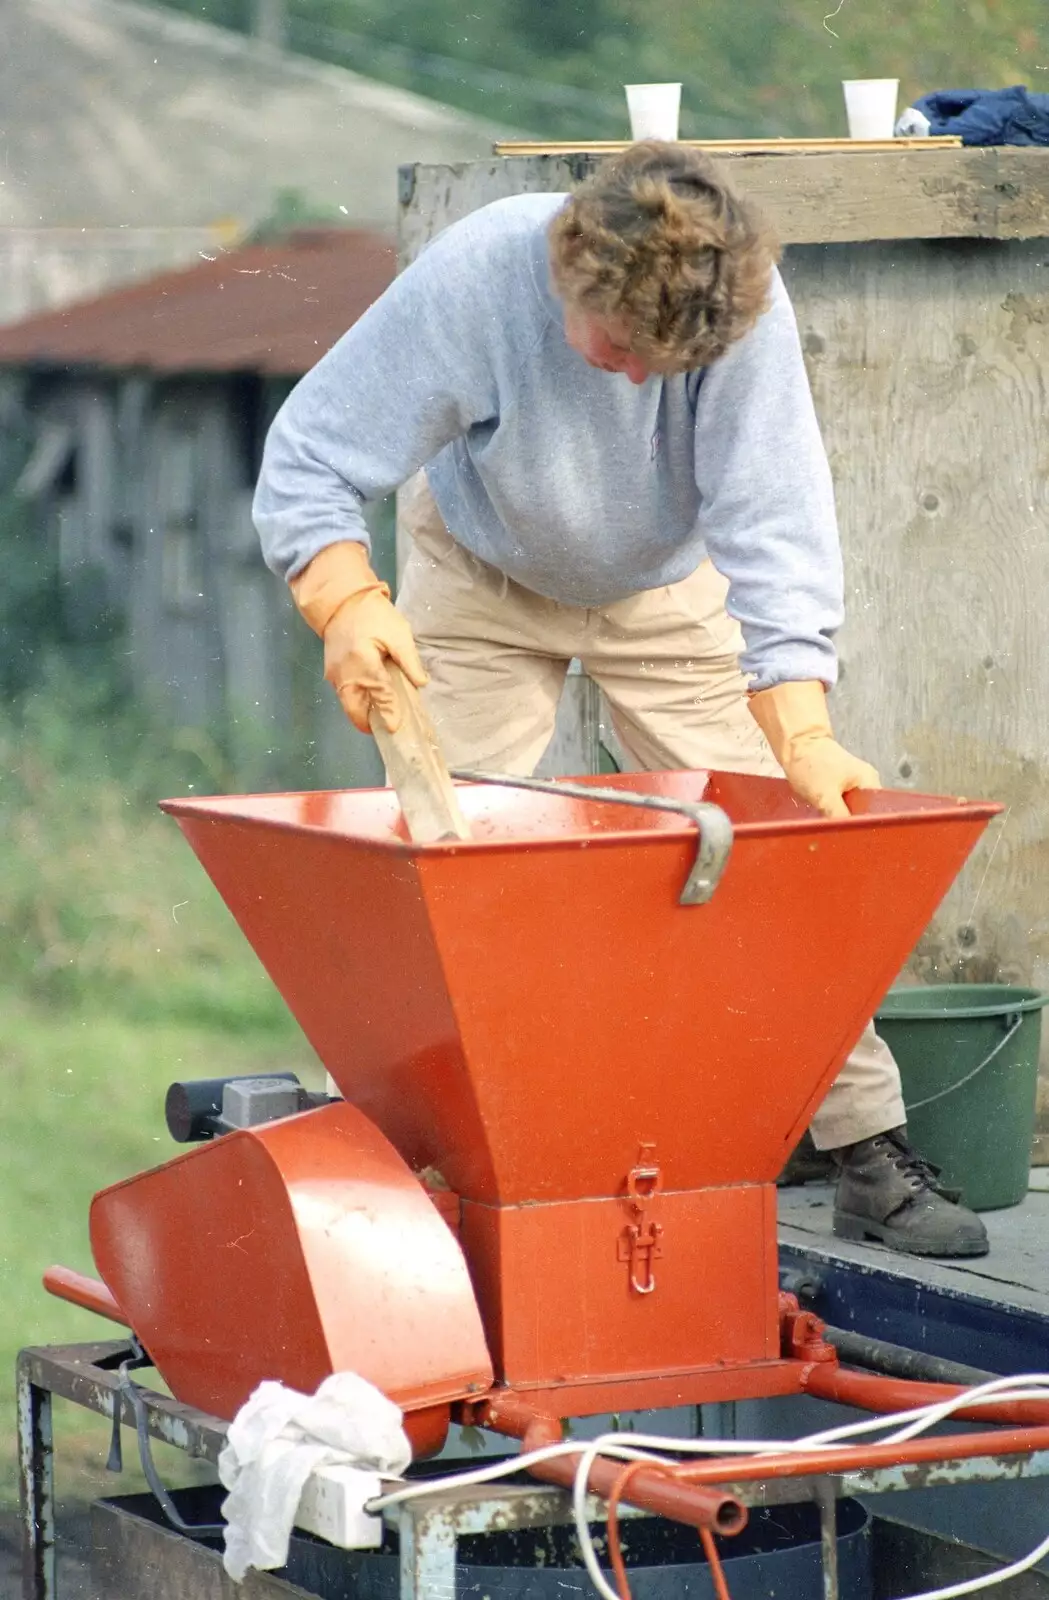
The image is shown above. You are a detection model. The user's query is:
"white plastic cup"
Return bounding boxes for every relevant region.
[842,78,900,140]
[625,83,682,141]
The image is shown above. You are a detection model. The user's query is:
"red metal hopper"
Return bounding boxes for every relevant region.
[86,770,998,1439]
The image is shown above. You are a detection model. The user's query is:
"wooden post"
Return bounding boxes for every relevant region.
[250,0,285,48]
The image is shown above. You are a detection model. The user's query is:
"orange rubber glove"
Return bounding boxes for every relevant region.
[289,541,428,734]
[748,680,880,819]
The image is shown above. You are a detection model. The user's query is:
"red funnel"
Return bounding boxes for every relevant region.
[162,772,998,1207]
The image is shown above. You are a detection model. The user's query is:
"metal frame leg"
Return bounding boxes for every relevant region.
[17,1355,56,1600]
[399,1504,457,1600]
[702,1400,739,1441]
[816,1477,839,1600]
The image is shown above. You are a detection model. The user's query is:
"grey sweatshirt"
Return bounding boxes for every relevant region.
[254,193,843,689]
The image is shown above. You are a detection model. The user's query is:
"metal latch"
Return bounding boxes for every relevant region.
[618,1219,663,1296]
[618,1144,664,1295]
[450,770,733,905]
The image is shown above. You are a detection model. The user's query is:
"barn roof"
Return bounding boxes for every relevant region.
[0,228,395,376]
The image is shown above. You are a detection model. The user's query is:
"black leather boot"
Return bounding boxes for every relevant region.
[777,1129,836,1187]
[832,1126,989,1258]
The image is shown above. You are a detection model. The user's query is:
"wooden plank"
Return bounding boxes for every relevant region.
[400,147,1049,248]
[370,663,472,842]
[992,146,1049,239]
[782,238,1049,1132]
[781,1187,1049,1318]
[77,383,118,589]
[494,137,962,156]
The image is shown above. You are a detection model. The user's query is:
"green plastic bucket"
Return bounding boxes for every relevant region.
[874,984,1049,1211]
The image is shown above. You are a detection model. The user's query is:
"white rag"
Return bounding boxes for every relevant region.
[218,1372,412,1581]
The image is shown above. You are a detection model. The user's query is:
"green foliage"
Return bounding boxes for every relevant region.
[0,439,128,700]
[144,0,1049,139]
[0,429,71,697]
[503,0,633,60]
[0,681,319,1506]
[249,185,348,240]
[147,0,246,25]
[0,670,304,1028]
[0,493,58,696]
[659,0,1049,135]
[0,988,318,1506]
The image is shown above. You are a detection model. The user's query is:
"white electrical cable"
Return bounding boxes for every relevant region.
[364,1373,1049,1600]
[571,1435,673,1600]
[570,1377,1049,1600]
[365,1439,666,1512]
[365,1416,903,1514]
[366,1441,594,1509]
[877,1374,1049,1447]
[787,1373,1049,1452]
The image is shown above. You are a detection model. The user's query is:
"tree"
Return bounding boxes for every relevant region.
[144,0,1049,140]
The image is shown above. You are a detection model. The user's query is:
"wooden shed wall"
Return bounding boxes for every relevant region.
[6,370,386,790]
[791,236,1049,1009]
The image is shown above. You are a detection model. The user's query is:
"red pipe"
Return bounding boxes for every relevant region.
[43,1265,129,1327]
[479,1393,747,1535]
[803,1362,1049,1428]
[674,1424,1049,1486]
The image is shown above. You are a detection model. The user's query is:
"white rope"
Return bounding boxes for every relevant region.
[363,1375,1049,1600]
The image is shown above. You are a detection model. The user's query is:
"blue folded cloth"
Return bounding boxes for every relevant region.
[910,85,1049,146]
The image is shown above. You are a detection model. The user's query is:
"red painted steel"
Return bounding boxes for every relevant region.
[492,1362,812,1416]
[481,1393,747,1534]
[43,1266,128,1326]
[479,1291,825,1414]
[674,1424,1049,1485]
[161,774,999,1206]
[90,1102,492,1435]
[803,1363,1049,1426]
[459,1184,777,1392]
[80,770,998,1435]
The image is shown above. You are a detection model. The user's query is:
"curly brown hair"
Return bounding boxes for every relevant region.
[548,141,780,374]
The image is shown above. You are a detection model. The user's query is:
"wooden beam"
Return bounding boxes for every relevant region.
[402,148,1049,246]
[494,137,961,156]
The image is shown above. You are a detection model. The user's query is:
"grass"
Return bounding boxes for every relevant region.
[0,676,321,1506]
[1,993,319,1505]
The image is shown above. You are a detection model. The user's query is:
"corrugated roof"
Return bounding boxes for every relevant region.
[0,228,396,376]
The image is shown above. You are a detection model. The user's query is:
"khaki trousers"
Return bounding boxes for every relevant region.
[397,475,906,1150]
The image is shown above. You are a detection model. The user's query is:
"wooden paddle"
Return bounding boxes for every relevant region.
[368,662,472,843]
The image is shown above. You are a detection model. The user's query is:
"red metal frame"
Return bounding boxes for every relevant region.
[41,770,1014,1534]
[125,773,997,1414]
[802,1361,1049,1427]
[43,1268,1049,1545]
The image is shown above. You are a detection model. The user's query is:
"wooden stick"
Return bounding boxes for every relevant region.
[493,137,961,156]
[369,663,472,843]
